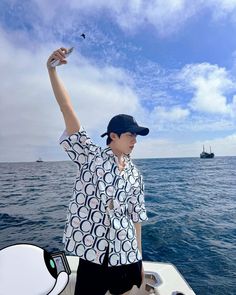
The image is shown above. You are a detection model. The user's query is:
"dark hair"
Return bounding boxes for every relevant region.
[106,132,122,145]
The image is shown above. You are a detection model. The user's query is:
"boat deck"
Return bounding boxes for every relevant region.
[61,256,196,295]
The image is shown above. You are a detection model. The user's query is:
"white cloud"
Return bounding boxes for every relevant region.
[3,0,236,40]
[151,106,190,122]
[66,0,236,35]
[179,63,235,114]
[29,0,197,36]
[207,0,236,19]
[27,0,236,36]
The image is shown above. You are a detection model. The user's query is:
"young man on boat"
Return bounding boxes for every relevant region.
[47,47,149,295]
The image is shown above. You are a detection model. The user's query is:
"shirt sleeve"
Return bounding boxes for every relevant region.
[128,174,148,223]
[59,126,99,167]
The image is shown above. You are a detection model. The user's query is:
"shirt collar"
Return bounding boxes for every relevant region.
[102,146,130,163]
[103,146,114,157]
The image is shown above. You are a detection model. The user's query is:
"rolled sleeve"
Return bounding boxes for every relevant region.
[129,175,148,223]
[59,127,99,166]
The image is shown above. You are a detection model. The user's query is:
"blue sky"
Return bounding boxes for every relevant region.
[0,0,236,161]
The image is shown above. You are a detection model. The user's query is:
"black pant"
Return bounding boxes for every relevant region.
[74,250,142,295]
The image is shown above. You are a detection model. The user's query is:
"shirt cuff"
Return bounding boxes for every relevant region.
[59,126,84,143]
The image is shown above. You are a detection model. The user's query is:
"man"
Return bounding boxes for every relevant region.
[47,47,149,295]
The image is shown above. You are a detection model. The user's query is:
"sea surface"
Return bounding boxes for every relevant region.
[0,157,235,295]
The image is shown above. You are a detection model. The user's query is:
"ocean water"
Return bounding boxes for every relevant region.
[0,157,235,295]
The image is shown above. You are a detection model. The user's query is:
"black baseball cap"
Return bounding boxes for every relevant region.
[101,114,149,137]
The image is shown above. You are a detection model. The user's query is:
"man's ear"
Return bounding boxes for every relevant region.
[110,132,118,141]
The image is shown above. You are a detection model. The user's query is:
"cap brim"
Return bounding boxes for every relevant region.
[101,132,108,138]
[128,126,149,136]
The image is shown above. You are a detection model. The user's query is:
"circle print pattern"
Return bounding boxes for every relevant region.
[116,191,125,202]
[110,254,119,266]
[61,129,148,266]
[103,159,112,170]
[128,251,136,263]
[95,157,103,165]
[69,134,78,142]
[104,172,113,184]
[120,252,127,264]
[113,218,121,230]
[67,151,76,161]
[128,174,135,185]
[73,230,83,242]
[70,202,78,214]
[97,239,108,251]
[78,153,86,164]
[114,240,121,253]
[78,206,89,219]
[76,193,85,205]
[96,167,104,178]
[121,217,128,228]
[94,225,107,237]
[83,234,94,247]
[91,211,103,223]
[127,228,134,239]
[88,197,99,209]
[122,241,131,252]
[79,134,87,144]
[125,182,131,193]
[106,185,114,197]
[71,217,80,228]
[80,220,92,233]
[133,168,139,177]
[72,143,82,153]
[75,180,83,191]
[98,180,105,191]
[116,178,125,189]
[140,211,147,221]
[117,229,127,241]
[82,171,92,182]
[67,239,76,252]
[85,184,94,196]
[76,244,85,257]
[132,239,138,250]
[85,249,96,261]
[99,252,106,264]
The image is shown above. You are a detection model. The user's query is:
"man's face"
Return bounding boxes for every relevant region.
[112,132,137,154]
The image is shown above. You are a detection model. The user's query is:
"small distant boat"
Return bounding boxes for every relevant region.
[200,145,214,158]
[36,157,43,162]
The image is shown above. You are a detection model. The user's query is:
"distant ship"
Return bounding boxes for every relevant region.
[200,146,214,158]
[36,157,43,162]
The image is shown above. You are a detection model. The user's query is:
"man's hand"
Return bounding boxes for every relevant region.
[47,47,68,70]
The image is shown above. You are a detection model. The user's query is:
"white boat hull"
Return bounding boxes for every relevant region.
[61,256,196,295]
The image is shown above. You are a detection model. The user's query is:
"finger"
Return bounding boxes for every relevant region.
[59,47,68,54]
[58,48,67,57]
[53,51,65,61]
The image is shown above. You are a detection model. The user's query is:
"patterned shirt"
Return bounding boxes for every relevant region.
[59,127,148,266]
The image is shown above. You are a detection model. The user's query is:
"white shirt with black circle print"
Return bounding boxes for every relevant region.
[59,127,148,267]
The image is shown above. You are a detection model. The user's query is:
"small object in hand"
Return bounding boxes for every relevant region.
[81,33,86,39]
[50,47,74,68]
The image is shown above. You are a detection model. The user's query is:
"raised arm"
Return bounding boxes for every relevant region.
[47,47,81,135]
